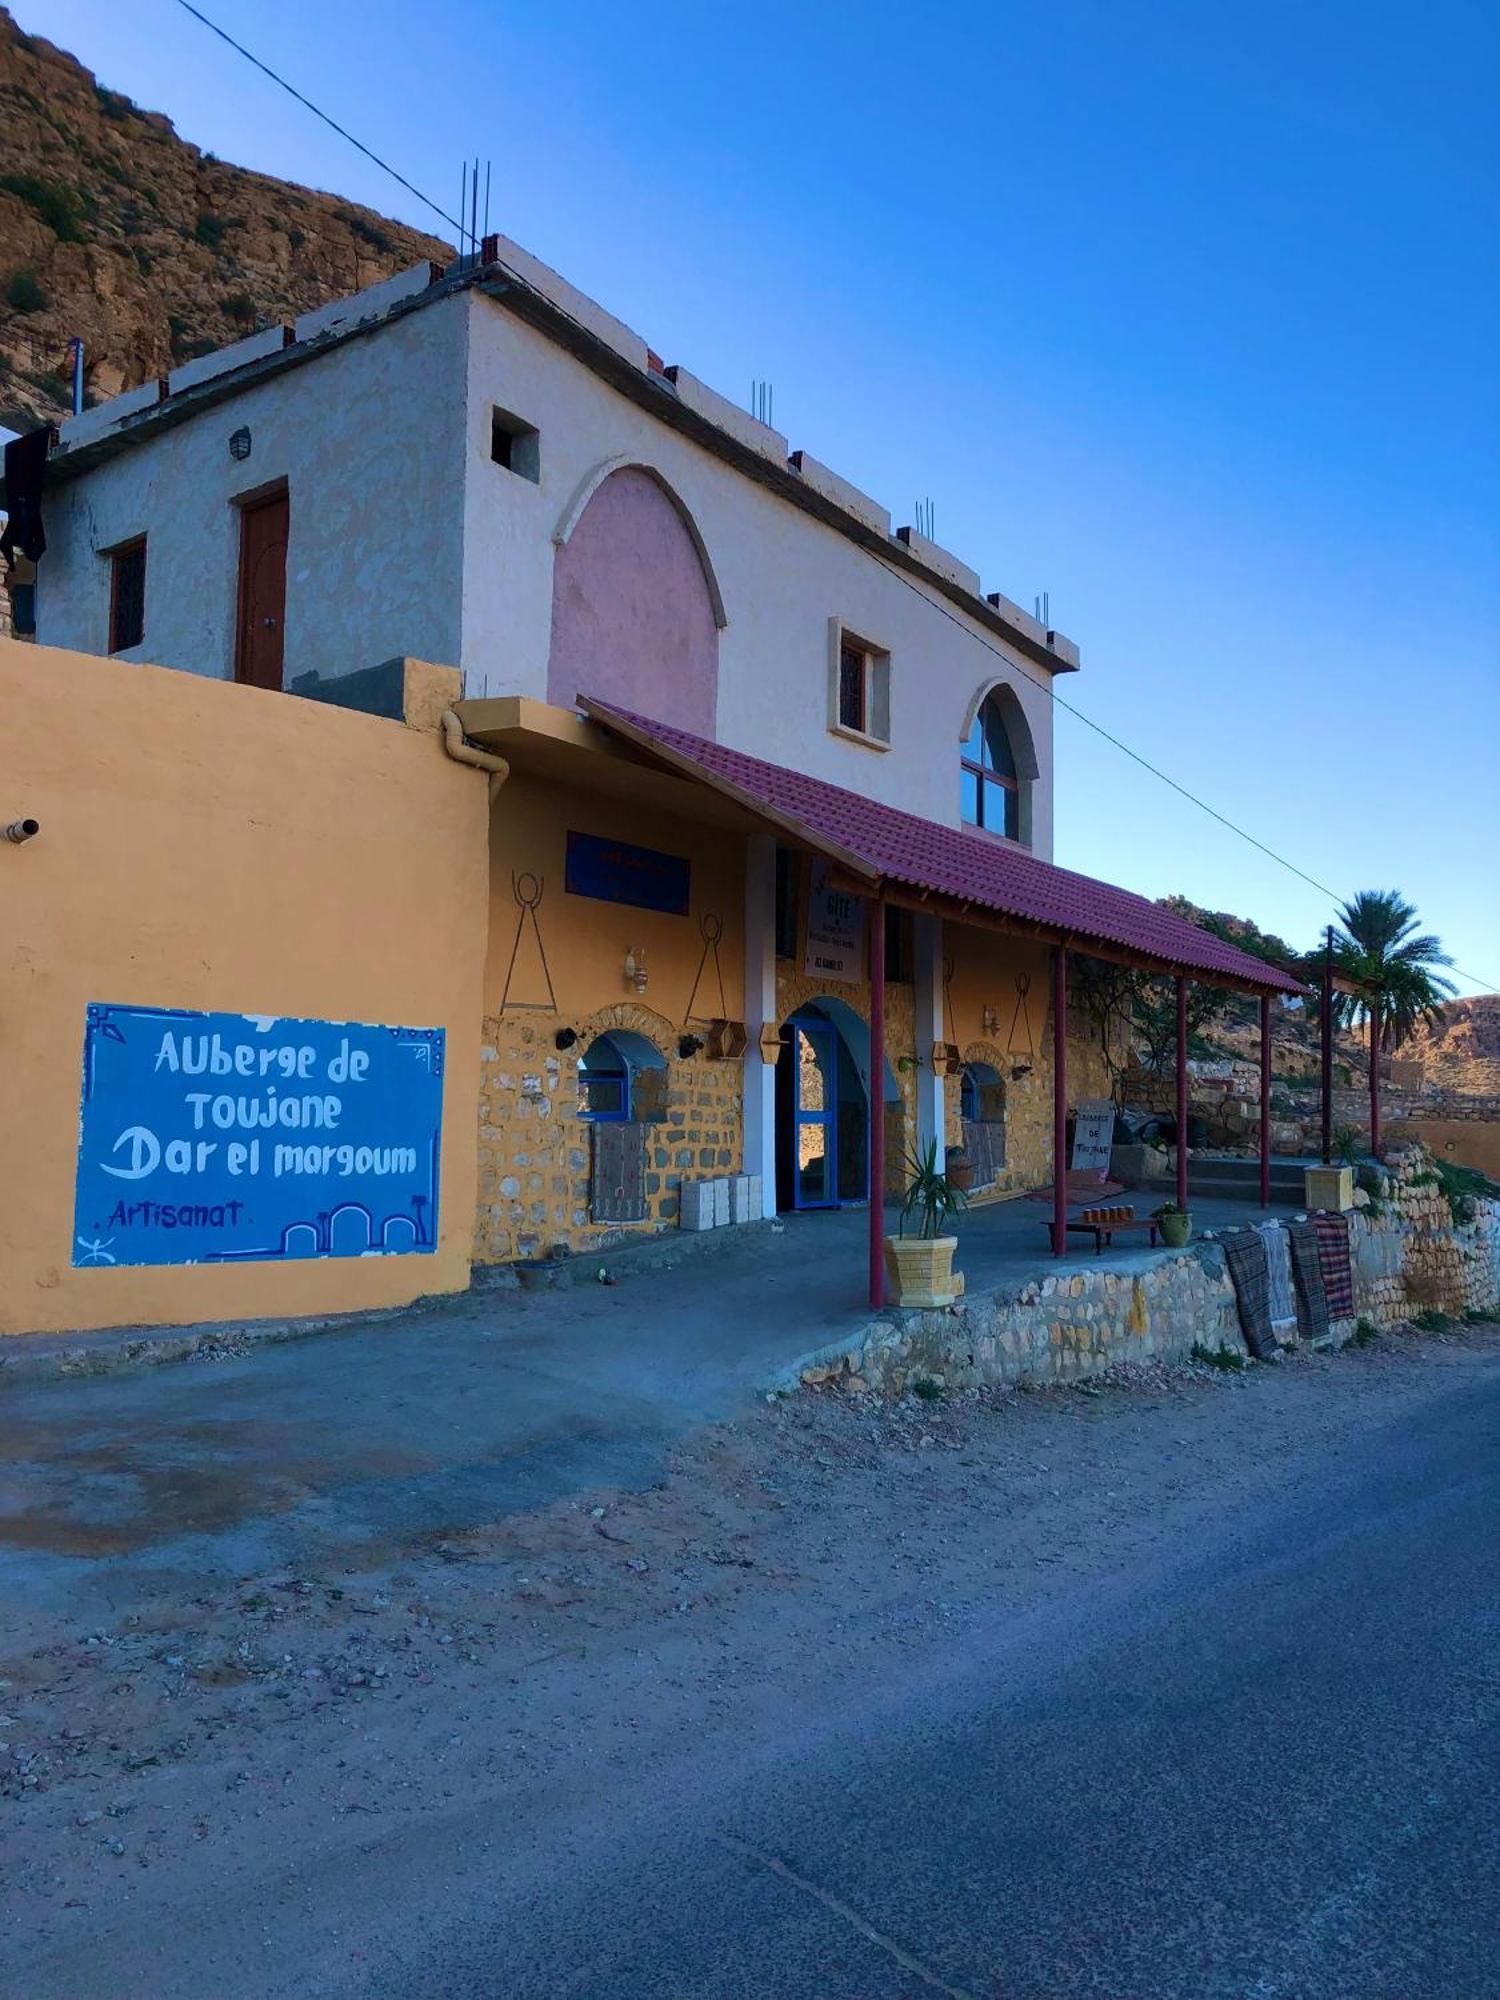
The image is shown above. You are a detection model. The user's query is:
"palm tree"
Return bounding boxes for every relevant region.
[1332,890,1456,1049]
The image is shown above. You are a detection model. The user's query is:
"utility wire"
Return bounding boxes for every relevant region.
[171,0,1498,1000]
[171,0,464,243]
[872,553,1498,995]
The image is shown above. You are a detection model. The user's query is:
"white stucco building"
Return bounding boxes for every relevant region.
[24,238,1078,855]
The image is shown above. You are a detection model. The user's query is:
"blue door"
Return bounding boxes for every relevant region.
[792,1020,839,1208]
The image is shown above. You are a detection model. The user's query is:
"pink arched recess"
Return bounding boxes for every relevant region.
[548,467,720,736]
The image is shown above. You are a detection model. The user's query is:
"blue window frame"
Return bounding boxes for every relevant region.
[962,696,1020,840]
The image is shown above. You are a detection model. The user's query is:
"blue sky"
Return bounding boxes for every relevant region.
[31,0,1500,991]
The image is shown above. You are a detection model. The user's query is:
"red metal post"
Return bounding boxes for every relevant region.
[1369,1002,1382,1161]
[1175,974,1189,1212]
[1052,946,1068,1257]
[1320,924,1334,1165]
[868,890,887,1309]
[1259,991,1272,1208]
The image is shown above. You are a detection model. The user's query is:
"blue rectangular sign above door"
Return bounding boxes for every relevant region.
[564,830,691,915]
[72,1004,444,1268]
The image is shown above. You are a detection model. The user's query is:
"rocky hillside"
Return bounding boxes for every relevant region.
[1401,997,1500,1094]
[0,8,451,432]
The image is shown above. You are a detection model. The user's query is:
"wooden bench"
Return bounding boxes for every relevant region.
[1046,1217,1161,1255]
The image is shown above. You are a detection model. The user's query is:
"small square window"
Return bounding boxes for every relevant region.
[490,407,540,483]
[108,538,147,654]
[838,643,868,734]
[827,619,890,746]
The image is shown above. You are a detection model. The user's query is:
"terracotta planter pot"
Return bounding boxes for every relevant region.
[946,1160,975,1193]
[884,1234,962,1310]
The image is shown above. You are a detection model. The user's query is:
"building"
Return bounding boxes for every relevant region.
[1,238,1299,1334]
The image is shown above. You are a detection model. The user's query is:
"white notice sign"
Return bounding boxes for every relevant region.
[803,862,865,984]
[1071,1098,1115,1174]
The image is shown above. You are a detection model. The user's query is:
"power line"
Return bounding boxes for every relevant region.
[171,0,463,243]
[171,0,1498,999]
[872,554,1498,994]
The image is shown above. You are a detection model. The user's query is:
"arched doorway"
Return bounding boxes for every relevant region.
[774,999,897,1212]
[958,1059,1007,1188]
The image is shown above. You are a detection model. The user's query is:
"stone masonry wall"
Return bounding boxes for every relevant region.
[821,1243,1240,1396]
[474,1000,741,1264]
[1349,1146,1500,1325]
[806,1142,1500,1400]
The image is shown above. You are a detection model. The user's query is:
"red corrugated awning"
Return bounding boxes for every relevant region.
[579,698,1306,996]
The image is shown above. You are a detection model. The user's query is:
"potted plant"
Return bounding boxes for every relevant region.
[885,1139,968,1309]
[1152,1200,1193,1249]
[945,1145,975,1193]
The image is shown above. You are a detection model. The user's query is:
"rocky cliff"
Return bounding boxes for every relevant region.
[0,8,451,433]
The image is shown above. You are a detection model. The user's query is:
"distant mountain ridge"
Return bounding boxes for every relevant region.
[0,6,451,432]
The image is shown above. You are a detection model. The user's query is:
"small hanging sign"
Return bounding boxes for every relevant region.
[802,860,865,983]
[1070,1098,1115,1174]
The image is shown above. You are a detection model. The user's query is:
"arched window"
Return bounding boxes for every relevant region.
[961,694,1020,839]
[578,1031,668,1122]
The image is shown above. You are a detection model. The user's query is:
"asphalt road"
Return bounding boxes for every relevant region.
[358,1354,1500,1999]
[9,1339,1498,1999]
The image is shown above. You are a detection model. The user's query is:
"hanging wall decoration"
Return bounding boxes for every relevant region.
[1007,971,1036,1079]
[931,952,960,1074]
[682,912,729,1024]
[499,872,558,1013]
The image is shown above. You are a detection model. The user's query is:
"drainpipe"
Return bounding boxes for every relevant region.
[440,709,510,801]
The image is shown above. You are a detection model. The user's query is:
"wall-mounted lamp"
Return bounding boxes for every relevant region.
[623,947,648,995]
[677,1033,704,1060]
[4,817,39,845]
[554,1027,578,1051]
[229,426,252,462]
[981,1005,999,1037]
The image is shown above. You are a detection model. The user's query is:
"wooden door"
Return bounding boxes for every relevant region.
[235,491,288,689]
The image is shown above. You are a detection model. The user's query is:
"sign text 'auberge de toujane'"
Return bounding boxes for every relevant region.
[73,1005,444,1268]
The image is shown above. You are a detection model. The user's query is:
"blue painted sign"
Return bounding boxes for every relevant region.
[73,1004,443,1268]
[565,830,690,915]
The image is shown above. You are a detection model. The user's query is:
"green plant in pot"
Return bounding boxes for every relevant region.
[1152,1199,1193,1249]
[885,1139,968,1309]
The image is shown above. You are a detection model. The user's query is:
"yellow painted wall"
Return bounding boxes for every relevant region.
[476,773,748,1259]
[0,639,489,1335]
[943,926,1113,1195]
[1402,1119,1500,1182]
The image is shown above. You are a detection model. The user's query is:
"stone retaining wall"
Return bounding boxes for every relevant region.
[812,1242,1241,1397]
[806,1143,1500,1398]
[1349,1147,1500,1325]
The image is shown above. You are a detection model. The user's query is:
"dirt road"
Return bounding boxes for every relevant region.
[4,1324,1497,1996]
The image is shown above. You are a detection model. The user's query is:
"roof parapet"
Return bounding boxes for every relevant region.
[294,261,442,344]
[480,232,652,375]
[787,451,890,537]
[895,523,981,599]
[664,367,787,467]
[57,374,164,448]
[168,323,293,397]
